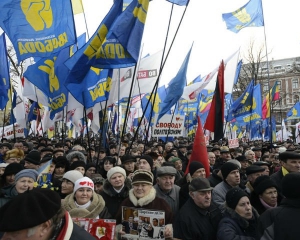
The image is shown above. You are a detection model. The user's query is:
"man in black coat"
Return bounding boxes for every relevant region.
[270,151,300,195]
[174,178,222,240]
[0,188,95,240]
[258,173,300,240]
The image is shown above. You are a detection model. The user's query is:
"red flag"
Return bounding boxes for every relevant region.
[204,60,225,142]
[185,116,210,178]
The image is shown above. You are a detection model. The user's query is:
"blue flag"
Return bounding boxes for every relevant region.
[227,80,254,121]
[225,94,233,119]
[158,45,193,121]
[166,0,189,6]
[222,0,264,33]
[92,0,150,69]
[27,102,40,123]
[64,0,123,84]
[0,33,10,110]
[287,102,300,119]
[0,0,76,62]
[66,68,113,108]
[234,60,242,84]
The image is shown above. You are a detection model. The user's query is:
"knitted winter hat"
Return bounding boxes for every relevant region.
[189,162,204,176]
[24,150,41,165]
[139,155,153,169]
[221,162,239,180]
[253,175,277,195]
[14,169,39,182]
[62,170,83,184]
[107,166,126,182]
[69,161,86,170]
[132,170,153,185]
[226,187,248,209]
[73,177,94,193]
[282,172,300,199]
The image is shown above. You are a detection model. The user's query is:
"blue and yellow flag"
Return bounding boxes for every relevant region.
[66,68,113,109]
[92,0,150,69]
[0,0,76,62]
[27,101,40,123]
[0,33,10,110]
[64,0,123,84]
[222,0,264,33]
[287,102,300,120]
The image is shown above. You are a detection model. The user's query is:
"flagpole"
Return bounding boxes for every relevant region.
[82,93,92,161]
[261,3,273,146]
[1,106,6,138]
[9,88,16,142]
[166,102,178,141]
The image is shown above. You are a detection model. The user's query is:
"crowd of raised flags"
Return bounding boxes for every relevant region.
[0,0,298,143]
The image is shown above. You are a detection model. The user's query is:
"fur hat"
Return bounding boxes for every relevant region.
[226,187,248,209]
[24,150,41,165]
[66,151,86,164]
[5,149,24,161]
[69,161,86,170]
[0,188,61,232]
[132,170,153,185]
[253,175,277,195]
[74,177,94,193]
[107,166,126,182]
[62,170,83,184]
[14,169,39,182]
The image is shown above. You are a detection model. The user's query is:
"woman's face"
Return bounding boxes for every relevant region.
[75,167,85,176]
[133,183,152,199]
[6,174,16,185]
[104,161,113,172]
[61,179,74,194]
[15,177,35,194]
[55,166,65,175]
[235,196,252,220]
[6,157,21,164]
[85,167,96,178]
[260,187,277,207]
[75,187,93,205]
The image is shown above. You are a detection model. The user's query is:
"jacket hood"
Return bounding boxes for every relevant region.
[66,151,86,164]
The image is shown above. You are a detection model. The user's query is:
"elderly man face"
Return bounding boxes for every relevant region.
[165,142,173,152]
[208,152,216,166]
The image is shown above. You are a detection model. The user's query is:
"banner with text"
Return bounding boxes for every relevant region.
[152,114,185,137]
[0,124,25,139]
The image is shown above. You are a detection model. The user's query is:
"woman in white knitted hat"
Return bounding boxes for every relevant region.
[62,176,111,219]
[100,166,132,218]
[60,170,83,199]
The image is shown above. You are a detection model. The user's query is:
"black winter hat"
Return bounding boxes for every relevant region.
[221,162,240,180]
[282,172,300,199]
[24,150,41,165]
[70,161,86,170]
[253,175,278,195]
[1,163,23,180]
[226,187,248,209]
[121,155,136,164]
[139,155,153,169]
[189,162,204,176]
[0,188,61,232]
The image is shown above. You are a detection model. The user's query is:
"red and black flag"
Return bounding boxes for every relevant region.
[204,60,225,142]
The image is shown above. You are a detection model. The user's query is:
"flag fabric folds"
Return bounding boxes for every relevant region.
[204,61,225,142]
[287,102,300,119]
[0,0,76,62]
[222,0,264,33]
[185,116,210,177]
[157,45,193,122]
[64,0,123,84]
[71,0,84,15]
[27,102,41,123]
[0,33,10,110]
[262,81,280,119]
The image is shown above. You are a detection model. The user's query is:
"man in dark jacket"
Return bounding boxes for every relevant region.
[0,188,95,240]
[258,172,300,240]
[270,151,300,195]
[174,178,222,240]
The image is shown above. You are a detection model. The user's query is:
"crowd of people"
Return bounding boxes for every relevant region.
[0,135,300,240]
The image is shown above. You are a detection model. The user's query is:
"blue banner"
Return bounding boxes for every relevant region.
[66,68,113,108]
[0,33,10,110]
[0,0,76,62]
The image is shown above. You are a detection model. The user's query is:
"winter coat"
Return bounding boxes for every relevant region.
[99,178,132,218]
[212,181,233,208]
[250,191,282,215]
[115,187,173,225]
[0,185,18,208]
[62,192,111,219]
[174,198,222,240]
[217,206,259,240]
[270,168,284,195]
[258,198,300,240]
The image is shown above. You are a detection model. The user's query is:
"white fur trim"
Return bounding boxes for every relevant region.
[128,187,156,207]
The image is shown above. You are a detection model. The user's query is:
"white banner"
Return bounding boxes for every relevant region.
[228,138,239,148]
[152,114,185,137]
[0,124,25,139]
